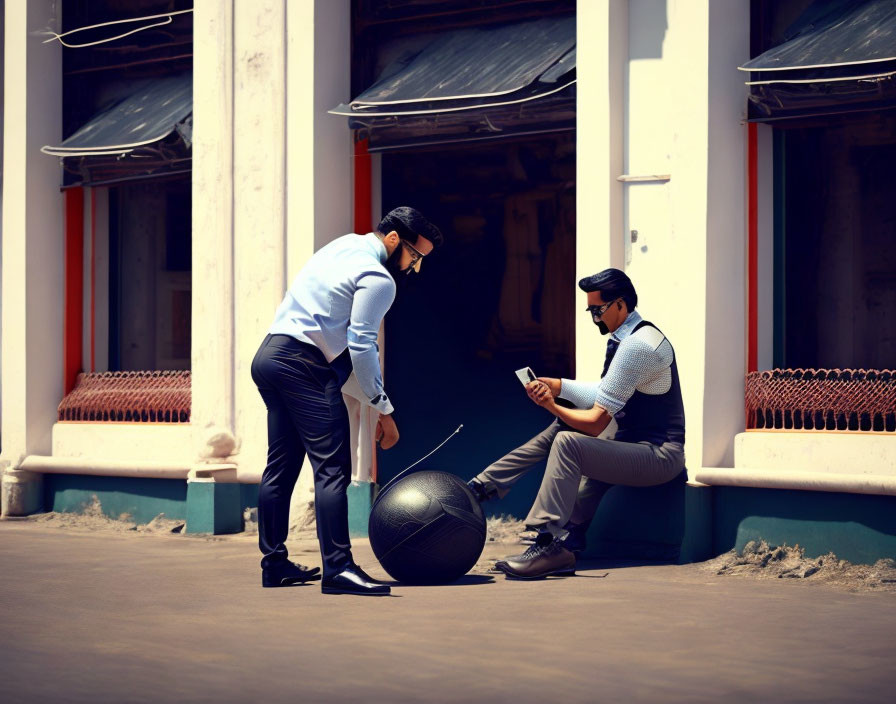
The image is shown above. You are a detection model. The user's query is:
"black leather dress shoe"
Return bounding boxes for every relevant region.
[348,563,384,584]
[262,560,321,588]
[496,532,576,580]
[321,567,391,596]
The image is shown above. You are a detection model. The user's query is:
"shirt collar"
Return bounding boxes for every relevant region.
[363,232,388,263]
[612,310,642,342]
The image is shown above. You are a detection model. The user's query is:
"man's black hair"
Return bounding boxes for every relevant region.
[377,206,443,248]
[578,268,638,310]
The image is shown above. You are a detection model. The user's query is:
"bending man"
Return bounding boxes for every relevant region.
[251,207,442,594]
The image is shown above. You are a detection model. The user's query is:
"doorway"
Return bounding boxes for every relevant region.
[379,133,575,519]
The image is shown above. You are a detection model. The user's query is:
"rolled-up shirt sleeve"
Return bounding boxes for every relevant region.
[347,271,396,414]
[558,379,601,410]
[558,336,667,416]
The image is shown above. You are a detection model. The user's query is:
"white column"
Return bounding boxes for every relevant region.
[232,0,288,478]
[191,0,236,464]
[626,0,748,471]
[630,0,709,473]
[576,0,627,382]
[311,0,352,248]
[1,0,63,467]
[702,0,749,467]
[284,0,356,494]
[285,0,315,280]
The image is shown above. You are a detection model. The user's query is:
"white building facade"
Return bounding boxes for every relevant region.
[2,0,893,561]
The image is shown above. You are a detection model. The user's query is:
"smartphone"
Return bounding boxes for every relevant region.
[515,367,537,386]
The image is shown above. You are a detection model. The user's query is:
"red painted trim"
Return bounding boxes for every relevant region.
[353,136,378,482]
[90,187,97,372]
[63,188,85,395]
[747,123,758,375]
[353,137,372,235]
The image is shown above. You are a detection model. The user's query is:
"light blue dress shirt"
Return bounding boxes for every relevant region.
[269,232,396,415]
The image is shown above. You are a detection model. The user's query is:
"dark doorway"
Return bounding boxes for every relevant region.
[109,177,191,371]
[380,134,575,519]
[776,113,896,369]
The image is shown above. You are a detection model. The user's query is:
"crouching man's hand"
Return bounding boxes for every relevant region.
[376,413,400,450]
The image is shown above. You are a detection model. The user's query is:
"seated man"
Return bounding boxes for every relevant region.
[470,268,686,579]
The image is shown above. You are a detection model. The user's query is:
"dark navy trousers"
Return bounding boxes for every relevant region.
[251,334,354,577]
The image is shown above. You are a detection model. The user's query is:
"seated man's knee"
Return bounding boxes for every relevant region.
[551,431,584,465]
[554,430,580,450]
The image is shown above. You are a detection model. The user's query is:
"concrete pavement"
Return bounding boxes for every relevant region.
[1,521,895,703]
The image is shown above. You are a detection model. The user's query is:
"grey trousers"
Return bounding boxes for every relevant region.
[475,421,685,534]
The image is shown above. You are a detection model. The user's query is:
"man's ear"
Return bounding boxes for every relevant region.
[383,230,400,253]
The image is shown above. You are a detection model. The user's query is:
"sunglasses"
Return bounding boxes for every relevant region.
[401,239,426,274]
[585,298,620,323]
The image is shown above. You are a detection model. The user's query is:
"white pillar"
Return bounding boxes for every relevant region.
[232,0,288,478]
[576,0,627,382]
[1,0,63,468]
[702,0,749,467]
[310,0,352,249]
[191,0,236,464]
[284,0,356,495]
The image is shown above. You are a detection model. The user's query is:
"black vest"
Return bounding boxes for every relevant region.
[602,320,686,445]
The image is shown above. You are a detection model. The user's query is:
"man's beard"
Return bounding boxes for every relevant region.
[595,320,610,335]
[384,247,411,291]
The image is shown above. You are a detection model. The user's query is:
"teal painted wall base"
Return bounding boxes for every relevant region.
[580,472,714,563]
[348,481,377,538]
[44,475,257,535]
[185,480,242,535]
[45,474,187,524]
[713,486,896,564]
[41,475,896,565]
[240,483,260,514]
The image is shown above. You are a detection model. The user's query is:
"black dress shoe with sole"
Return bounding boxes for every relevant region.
[262,560,321,588]
[321,567,391,596]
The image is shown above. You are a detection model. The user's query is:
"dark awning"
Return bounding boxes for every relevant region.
[741,0,896,122]
[42,73,192,156]
[330,16,575,150]
[42,73,192,187]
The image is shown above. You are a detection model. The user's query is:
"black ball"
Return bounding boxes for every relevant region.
[368,471,486,584]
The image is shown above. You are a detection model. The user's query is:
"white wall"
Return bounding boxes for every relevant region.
[581,0,750,472]
[191,0,352,483]
[624,0,679,330]
[703,0,749,467]
[192,0,236,464]
[576,0,627,383]
[1,0,63,465]
[231,0,289,478]
[311,0,352,249]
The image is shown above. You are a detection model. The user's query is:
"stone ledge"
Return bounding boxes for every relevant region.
[695,466,896,497]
